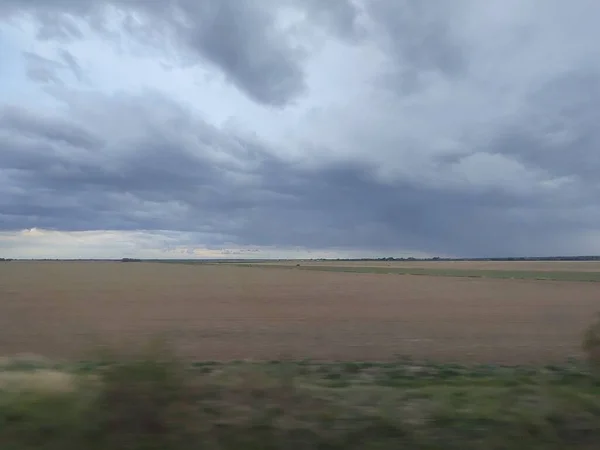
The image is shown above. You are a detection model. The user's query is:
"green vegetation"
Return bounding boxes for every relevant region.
[231,263,600,282]
[2,345,600,449]
[583,313,600,373]
[1,317,599,448]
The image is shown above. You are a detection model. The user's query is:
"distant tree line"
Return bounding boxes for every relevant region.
[121,258,142,262]
[0,258,14,261]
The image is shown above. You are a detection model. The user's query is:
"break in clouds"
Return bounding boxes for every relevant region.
[1,0,600,258]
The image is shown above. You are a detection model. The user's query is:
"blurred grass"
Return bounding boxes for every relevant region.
[230,263,600,282]
[2,345,600,449]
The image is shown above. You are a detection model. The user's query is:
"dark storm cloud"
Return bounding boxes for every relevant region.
[0,92,292,236]
[1,89,598,257]
[236,160,586,257]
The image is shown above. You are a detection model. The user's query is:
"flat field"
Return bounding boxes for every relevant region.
[1,261,599,364]
[239,260,600,281]
[256,260,600,272]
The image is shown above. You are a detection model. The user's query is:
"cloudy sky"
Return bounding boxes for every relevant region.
[1,0,599,259]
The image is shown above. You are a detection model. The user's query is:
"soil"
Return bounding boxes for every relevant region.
[0,261,598,364]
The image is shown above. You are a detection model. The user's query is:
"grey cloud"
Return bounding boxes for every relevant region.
[238,161,582,256]
[58,49,84,81]
[0,92,287,234]
[494,70,600,184]
[288,0,364,41]
[34,10,85,41]
[364,0,468,93]
[22,51,63,83]
[1,89,599,257]
[1,0,308,106]
[181,0,305,106]
[22,50,85,84]
[0,105,103,149]
[3,0,472,101]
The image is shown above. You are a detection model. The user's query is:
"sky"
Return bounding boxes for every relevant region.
[1,0,600,259]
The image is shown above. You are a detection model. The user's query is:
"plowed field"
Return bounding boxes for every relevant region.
[1,261,598,363]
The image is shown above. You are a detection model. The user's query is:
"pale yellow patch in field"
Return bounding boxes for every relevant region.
[0,370,76,393]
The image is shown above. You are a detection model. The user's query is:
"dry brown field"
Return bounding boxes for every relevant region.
[1,261,599,364]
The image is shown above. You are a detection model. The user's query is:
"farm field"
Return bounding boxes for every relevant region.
[253,259,600,272]
[1,261,598,364]
[226,260,600,282]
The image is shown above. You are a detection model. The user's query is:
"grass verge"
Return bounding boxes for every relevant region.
[2,344,600,449]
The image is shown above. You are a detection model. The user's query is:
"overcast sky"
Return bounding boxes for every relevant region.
[1,0,599,259]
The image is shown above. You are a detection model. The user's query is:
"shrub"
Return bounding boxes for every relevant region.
[82,340,194,450]
[0,340,195,450]
[582,313,600,373]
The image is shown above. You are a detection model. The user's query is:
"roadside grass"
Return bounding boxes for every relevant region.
[2,344,600,449]
[229,263,600,282]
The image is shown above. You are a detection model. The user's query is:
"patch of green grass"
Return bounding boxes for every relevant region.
[2,345,600,449]
[231,263,600,282]
[583,313,600,374]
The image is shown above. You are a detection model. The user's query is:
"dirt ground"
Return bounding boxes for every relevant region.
[1,261,599,364]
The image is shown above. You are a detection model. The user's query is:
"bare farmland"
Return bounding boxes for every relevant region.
[0,261,598,364]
